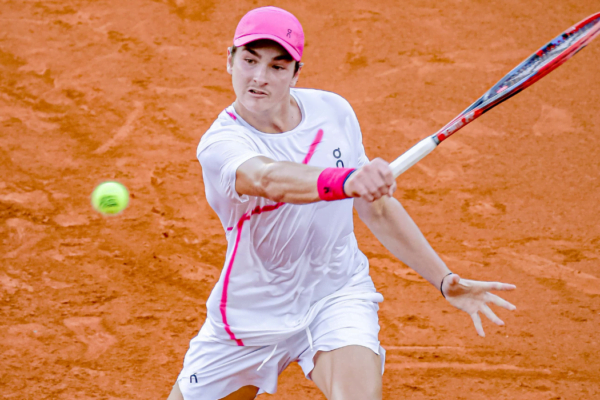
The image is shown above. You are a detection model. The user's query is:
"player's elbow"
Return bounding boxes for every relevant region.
[356,197,382,219]
[259,164,286,202]
[356,196,399,223]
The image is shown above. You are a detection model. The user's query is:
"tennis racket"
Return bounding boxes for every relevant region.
[390,11,600,178]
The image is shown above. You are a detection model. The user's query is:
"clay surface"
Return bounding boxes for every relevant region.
[1,0,599,398]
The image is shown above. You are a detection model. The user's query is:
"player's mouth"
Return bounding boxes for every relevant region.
[248,88,267,97]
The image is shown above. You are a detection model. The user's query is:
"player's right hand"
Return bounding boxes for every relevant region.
[343,158,396,202]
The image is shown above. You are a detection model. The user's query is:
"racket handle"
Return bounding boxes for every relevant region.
[390,137,438,178]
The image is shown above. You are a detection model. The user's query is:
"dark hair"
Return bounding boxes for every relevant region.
[230,40,301,75]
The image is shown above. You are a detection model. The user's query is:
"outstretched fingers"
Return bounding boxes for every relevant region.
[486,292,517,311]
[470,312,485,337]
[479,281,516,292]
[480,304,504,326]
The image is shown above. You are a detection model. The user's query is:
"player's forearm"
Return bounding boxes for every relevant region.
[240,159,324,204]
[237,156,396,205]
[356,196,451,289]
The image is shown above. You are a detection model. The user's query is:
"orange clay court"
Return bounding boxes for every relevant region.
[1,0,599,399]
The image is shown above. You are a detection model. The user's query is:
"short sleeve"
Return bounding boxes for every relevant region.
[197,132,264,203]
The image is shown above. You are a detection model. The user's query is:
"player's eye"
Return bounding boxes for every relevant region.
[245,58,256,64]
[272,65,285,70]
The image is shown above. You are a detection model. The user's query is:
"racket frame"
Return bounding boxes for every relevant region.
[390,12,600,178]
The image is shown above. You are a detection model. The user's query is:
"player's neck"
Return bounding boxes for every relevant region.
[233,95,301,134]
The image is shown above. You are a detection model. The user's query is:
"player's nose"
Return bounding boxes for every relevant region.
[251,64,269,85]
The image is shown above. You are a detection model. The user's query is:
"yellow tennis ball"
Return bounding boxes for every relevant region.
[91,181,129,215]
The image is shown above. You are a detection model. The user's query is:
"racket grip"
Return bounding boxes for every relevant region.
[390,137,438,178]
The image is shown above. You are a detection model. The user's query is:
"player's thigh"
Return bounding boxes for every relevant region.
[311,345,382,400]
[167,381,259,400]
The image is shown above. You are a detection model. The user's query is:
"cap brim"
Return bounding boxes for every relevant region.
[234,34,301,61]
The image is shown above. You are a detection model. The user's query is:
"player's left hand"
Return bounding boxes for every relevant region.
[442,274,516,337]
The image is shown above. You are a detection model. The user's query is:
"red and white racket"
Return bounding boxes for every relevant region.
[390,12,600,177]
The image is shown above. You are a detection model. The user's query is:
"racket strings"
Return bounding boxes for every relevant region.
[481,16,600,105]
[432,13,600,143]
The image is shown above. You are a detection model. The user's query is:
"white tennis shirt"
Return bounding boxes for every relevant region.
[196,88,383,346]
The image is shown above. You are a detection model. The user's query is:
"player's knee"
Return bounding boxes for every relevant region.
[330,373,381,400]
[372,380,383,400]
[361,378,382,400]
[331,382,381,400]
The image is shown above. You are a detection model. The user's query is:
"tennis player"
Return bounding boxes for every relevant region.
[168,6,516,400]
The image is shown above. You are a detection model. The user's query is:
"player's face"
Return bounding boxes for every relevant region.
[228,41,299,113]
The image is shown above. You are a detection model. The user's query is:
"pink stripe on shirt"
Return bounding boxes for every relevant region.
[303,129,323,164]
[219,128,324,345]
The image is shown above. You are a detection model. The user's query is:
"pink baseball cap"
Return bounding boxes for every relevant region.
[233,6,304,61]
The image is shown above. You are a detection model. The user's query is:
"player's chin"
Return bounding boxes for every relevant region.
[240,95,272,112]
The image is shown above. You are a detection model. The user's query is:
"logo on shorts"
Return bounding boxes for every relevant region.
[190,374,198,383]
[287,29,292,38]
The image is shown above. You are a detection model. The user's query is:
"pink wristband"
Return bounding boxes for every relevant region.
[317,168,356,201]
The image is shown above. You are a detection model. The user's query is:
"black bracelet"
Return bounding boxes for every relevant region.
[440,272,454,298]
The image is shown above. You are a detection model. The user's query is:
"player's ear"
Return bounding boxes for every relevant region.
[290,62,303,87]
[227,47,233,75]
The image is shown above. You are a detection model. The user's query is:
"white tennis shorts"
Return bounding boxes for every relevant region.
[176,296,385,400]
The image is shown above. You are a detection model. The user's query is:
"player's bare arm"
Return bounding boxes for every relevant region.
[235,156,396,204]
[354,194,516,337]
